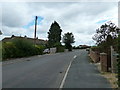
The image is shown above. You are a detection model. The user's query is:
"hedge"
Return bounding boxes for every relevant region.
[56,45,65,52]
[117,33,120,87]
[2,39,46,60]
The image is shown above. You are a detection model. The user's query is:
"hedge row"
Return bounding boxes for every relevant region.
[117,33,120,87]
[2,39,45,60]
[56,45,65,52]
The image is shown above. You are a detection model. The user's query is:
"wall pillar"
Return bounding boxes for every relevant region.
[100,53,108,72]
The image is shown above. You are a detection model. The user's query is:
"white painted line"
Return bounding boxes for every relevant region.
[73,55,77,59]
[59,60,72,88]
[59,55,77,88]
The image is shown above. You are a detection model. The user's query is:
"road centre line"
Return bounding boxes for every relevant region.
[73,55,77,59]
[59,55,77,88]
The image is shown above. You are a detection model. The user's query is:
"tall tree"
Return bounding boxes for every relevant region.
[63,32,75,51]
[92,22,120,68]
[48,21,62,47]
[93,22,120,46]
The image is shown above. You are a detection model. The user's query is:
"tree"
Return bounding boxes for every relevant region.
[93,22,120,69]
[93,22,120,46]
[92,22,120,53]
[63,32,75,51]
[48,21,62,47]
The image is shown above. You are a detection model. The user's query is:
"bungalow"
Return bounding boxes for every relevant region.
[2,35,47,45]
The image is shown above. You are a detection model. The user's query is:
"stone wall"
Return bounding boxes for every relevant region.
[50,48,56,54]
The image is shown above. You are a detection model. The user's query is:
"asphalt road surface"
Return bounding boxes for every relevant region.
[2,50,111,88]
[2,50,79,88]
[63,50,111,88]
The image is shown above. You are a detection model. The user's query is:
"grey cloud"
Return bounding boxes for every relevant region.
[1,2,117,46]
[2,2,31,27]
[2,26,27,36]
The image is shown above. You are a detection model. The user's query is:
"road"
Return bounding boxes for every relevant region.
[63,50,111,88]
[2,50,111,88]
[2,50,79,88]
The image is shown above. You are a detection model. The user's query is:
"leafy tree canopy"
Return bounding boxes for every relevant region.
[63,32,75,51]
[48,21,62,47]
[93,22,120,45]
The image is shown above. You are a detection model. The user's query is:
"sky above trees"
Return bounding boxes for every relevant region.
[0,1,118,46]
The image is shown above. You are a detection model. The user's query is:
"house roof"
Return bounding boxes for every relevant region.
[2,35,47,42]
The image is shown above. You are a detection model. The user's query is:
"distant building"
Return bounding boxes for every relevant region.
[2,35,47,45]
[79,45,91,49]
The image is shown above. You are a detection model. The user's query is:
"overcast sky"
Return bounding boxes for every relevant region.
[0,1,118,46]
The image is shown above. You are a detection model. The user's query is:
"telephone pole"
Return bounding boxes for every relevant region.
[34,16,38,45]
[34,16,38,39]
[0,30,2,35]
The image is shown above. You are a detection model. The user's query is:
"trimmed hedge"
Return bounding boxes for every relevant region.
[2,39,46,60]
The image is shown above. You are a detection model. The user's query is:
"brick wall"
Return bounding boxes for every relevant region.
[89,49,100,63]
[100,53,108,72]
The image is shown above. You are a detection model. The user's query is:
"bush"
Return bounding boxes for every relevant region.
[2,42,16,59]
[34,45,46,55]
[91,46,100,51]
[53,42,65,52]
[56,45,65,52]
[117,33,120,87]
[73,46,80,49]
[2,38,46,60]
[12,38,35,57]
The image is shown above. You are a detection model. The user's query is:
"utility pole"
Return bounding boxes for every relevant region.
[34,16,38,45]
[0,30,2,35]
[34,16,38,39]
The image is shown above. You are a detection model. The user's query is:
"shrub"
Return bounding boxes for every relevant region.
[117,33,120,87]
[53,42,65,52]
[34,45,46,55]
[91,46,100,51]
[2,38,46,60]
[56,45,65,52]
[2,42,16,59]
[12,38,35,57]
[0,41,2,61]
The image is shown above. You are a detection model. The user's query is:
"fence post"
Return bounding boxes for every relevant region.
[111,46,118,73]
[100,53,108,72]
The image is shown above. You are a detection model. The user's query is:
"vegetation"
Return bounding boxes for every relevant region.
[2,38,45,60]
[63,32,75,51]
[117,33,120,87]
[93,22,119,53]
[73,46,80,49]
[73,45,91,49]
[56,45,65,52]
[48,21,62,48]
[93,21,120,87]
[91,46,100,51]
[0,41,2,61]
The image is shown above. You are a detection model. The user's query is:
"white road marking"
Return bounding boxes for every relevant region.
[59,61,72,88]
[59,55,77,88]
[73,55,77,59]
